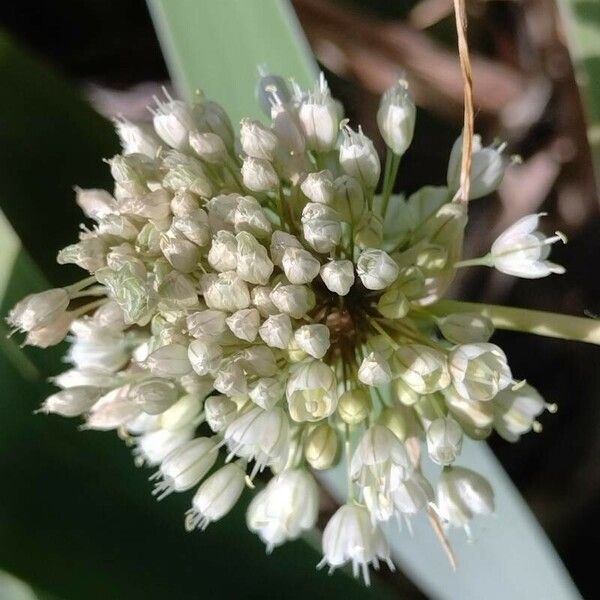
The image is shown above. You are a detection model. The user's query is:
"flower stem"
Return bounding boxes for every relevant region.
[429,299,600,345]
[380,149,401,219]
[454,255,493,268]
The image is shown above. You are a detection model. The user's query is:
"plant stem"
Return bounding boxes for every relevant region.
[454,255,493,268]
[380,150,401,218]
[429,299,600,345]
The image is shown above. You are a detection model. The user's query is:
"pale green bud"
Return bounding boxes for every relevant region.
[426,416,463,466]
[354,212,383,248]
[333,175,365,222]
[377,286,409,319]
[393,344,450,394]
[304,422,338,469]
[444,388,493,439]
[378,404,420,442]
[438,312,494,344]
[338,389,371,425]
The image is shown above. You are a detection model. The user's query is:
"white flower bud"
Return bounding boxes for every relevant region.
[188,462,246,530]
[116,119,162,158]
[172,210,211,247]
[269,230,303,266]
[162,152,213,197]
[286,359,337,422]
[159,393,203,430]
[320,260,355,296]
[236,346,278,377]
[449,343,512,402]
[249,377,284,409]
[391,472,434,515]
[75,187,118,220]
[134,426,194,466]
[270,284,315,319]
[85,385,140,431]
[436,466,495,528]
[304,422,339,469]
[233,196,272,239]
[356,249,399,290]
[358,351,392,386]
[294,324,330,359]
[193,98,235,148]
[57,237,107,272]
[393,344,450,394]
[490,213,566,278]
[144,343,192,377]
[97,214,139,241]
[240,118,278,160]
[153,437,217,499]
[339,125,381,189]
[8,288,70,333]
[248,469,319,551]
[236,232,274,285]
[153,97,196,150]
[492,383,550,442]
[188,339,223,376]
[208,231,237,272]
[300,170,334,204]
[40,386,103,417]
[281,247,320,284]
[259,313,293,349]
[171,190,199,216]
[160,229,200,273]
[241,156,279,192]
[25,312,73,348]
[224,406,289,474]
[130,378,178,414]
[205,395,238,433]
[426,416,463,465]
[52,367,118,389]
[377,80,416,156]
[351,424,412,492]
[438,312,494,344]
[447,134,507,200]
[203,272,251,312]
[270,100,305,155]
[318,504,392,585]
[188,130,228,163]
[298,74,340,152]
[214,361,247,397]
[186,310,228,339]
[206,193,239,231]
[226,308,260,342]
[301,203,342,253]
[251,285,279,317]
[337,389,371,425]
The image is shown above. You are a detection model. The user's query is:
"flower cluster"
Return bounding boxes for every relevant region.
[8,73,565,585]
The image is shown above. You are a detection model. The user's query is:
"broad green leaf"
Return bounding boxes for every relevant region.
[557,0,600,187]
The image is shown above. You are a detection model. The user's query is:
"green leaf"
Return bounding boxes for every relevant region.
[557,0,600,186]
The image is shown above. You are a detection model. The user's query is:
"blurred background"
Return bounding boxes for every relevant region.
[0,0,598,598]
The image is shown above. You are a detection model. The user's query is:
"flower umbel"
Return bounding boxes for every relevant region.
[9,72,593,586]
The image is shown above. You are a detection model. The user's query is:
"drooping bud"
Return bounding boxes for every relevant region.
[304,422,339,469]
[438,312,494,344]
[338,389,371,425]
[426,416,463,465]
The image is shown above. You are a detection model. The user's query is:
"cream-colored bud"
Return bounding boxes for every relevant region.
[233,196,272,239]
[130,378,178,415]
[203,272,251,312]
[214,361,247,397]
[338,389,371,425]
[240,118,278,160]
[393,344,450,394]
[225,308,260,342]
[160,229,200,273]
[8,288,70,333]
[205,395,238,432]
[357,249,399,290]
[320,260,355,296]
[249,377,284,410]
[208,231,237,272]
[438,312,494,344]
[251,285,279,317]
[286,359,337,422]
[144,343,192,377]
[358,351,392,386]
[270,230,304,266]
[189,130,228,163]
[377,80,416,156]
[153,98,195,150]
[300,170,334,204]
[426,416,463,465]
[259,313,293,349]
[301,202,342,254]
[188,339,223,376]
[281,247,321,284]
[40,386,103,417]
[339,125,380,189]
[378,404,420,442]
[236,232,274,285]
[172,210,211,247]
[294,324,330,359]
[241,156,279,192]
[304,422,338,469]
[298,74,339,152]
[270,284,315,319]
[162,152,213,197]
